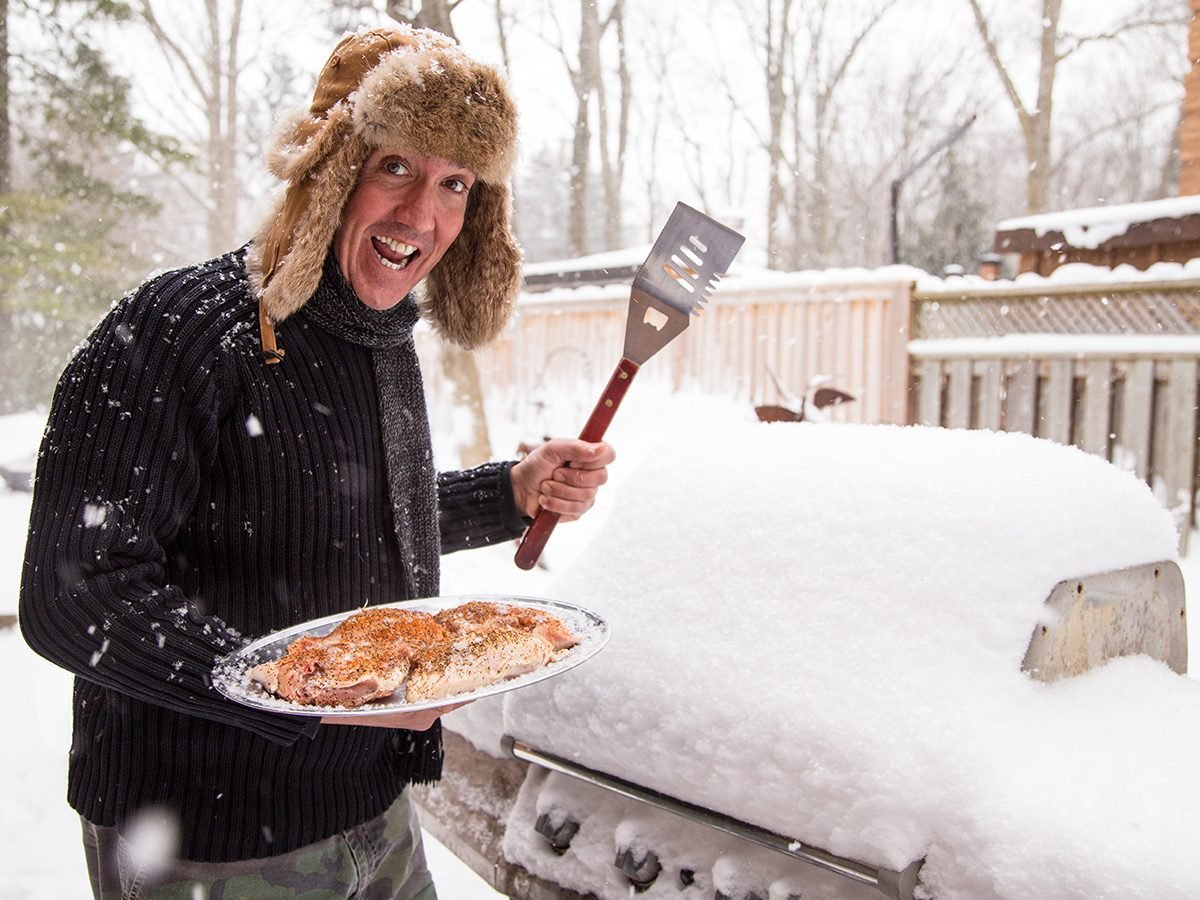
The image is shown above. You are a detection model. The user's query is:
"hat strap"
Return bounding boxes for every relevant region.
[258,296,285,364]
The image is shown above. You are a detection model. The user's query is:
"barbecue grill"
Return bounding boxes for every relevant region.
[417,422,1189,898]
[414,562,1185,899]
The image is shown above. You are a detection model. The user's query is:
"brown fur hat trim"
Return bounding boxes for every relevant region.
[247,26,521,350]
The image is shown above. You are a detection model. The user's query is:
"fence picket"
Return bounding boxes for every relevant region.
[1165,359,1199,528]
[1080,361,1113,458]
[977,361,1003,430]
[918,359,943,426]
[1119,360,1155,479]
[1041,360,1074,444]
[946,360,972,429]
[1006,361,1038,435]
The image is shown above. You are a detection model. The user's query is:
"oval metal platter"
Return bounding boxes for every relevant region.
[212,594,610,717]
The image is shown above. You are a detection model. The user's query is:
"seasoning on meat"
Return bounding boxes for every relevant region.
[248,602,580,708]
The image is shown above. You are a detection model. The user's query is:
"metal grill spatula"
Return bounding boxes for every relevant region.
[514,202,745,570]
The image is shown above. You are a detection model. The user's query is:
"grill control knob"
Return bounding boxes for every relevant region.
[614,846,662,891]
[533,813,578,855]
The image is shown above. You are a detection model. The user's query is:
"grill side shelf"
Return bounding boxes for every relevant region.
[1022,560,1187,682]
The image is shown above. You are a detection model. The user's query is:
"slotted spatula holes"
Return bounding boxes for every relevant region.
[662,263,696,292]
[662,235,713,293]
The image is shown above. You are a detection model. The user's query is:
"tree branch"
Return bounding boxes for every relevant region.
[1059,14,1186,62]
[140,0,213,106]
[964,0,1032,139]
[822,0,899,104]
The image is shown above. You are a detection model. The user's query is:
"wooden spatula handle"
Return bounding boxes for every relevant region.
[578,357,641,441]
[514,358,641,570]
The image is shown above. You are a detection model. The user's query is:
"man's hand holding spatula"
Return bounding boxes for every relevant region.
[511,438,616,525]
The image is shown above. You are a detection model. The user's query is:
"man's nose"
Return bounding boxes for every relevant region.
[395,181,436,232]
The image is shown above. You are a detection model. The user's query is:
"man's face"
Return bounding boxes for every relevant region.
[332,148,476,311]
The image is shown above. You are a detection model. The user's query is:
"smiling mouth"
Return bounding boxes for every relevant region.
[371,235,419,271]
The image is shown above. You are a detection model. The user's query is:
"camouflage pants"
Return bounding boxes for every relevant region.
[81,790,437,900]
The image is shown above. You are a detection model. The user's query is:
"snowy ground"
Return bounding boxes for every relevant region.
[2,395,1199,899]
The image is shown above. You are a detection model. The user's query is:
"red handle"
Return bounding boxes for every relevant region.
[514,358,640,570]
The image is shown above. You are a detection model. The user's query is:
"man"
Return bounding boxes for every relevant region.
[19,25,614,898]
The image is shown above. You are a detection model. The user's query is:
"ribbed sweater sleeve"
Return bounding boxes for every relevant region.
[438,461,530,553]
[19,270,314,746]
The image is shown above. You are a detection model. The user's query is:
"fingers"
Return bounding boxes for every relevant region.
[542,438,616,470]
[552,463,609,490]
[536,466,608,521]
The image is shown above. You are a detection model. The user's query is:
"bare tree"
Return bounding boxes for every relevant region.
[568,0,597,255]
[725,0,896,269]
[965,0,1183,214]
[788,0,898,267]
[538,0,629,256]
[763,0,791,268]
[0,0,8,197]
[388,0,460,35]
[601,0,629,249]
[139,0,249,256]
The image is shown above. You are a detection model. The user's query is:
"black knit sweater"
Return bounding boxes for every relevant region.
[18,247,529,862]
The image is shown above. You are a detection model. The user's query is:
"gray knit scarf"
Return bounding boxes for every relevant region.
[303,255,440,601]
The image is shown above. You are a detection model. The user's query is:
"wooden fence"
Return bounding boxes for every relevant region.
[460,276,913,427]
[908,280,1200,546]
[420,274,1200,545]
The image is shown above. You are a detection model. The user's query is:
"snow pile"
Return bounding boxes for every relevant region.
[448,422,1197,899]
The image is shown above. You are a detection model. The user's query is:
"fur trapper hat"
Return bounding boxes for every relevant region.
[247,26,521,357]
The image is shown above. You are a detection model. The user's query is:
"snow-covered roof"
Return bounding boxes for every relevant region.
[915,258,1200,293]
[996,195,1200,251]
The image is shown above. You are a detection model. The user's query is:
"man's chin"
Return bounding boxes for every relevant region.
[355,269,420,310]
[359,291,411,311]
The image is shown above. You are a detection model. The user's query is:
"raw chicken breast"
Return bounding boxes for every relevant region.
[248,608,448,707]
[406,625,558,702]
[435,600,580,651]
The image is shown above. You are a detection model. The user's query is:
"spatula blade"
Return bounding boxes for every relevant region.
[634,202,745,317]
[623,203,745,365]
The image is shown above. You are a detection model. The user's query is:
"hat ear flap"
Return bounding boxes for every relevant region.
[422,180,522,349]
[249,119,366,322]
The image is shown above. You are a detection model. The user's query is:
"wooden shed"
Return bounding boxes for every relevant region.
[993,196,1200,276]
[994,1,1200,277]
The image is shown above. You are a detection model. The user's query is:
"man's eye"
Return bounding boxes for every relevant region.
[445,178,470,195]
[384,160,409,176]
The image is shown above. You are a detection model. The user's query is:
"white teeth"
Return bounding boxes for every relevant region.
[373,236,417,271]
[376,235,416,254]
